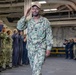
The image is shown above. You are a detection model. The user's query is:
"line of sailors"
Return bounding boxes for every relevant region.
[0,27,29,72]
[63,39,76,59]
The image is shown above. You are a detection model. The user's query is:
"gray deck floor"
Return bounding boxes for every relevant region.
[0,57,76,75]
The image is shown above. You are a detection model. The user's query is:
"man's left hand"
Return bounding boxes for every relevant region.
[46,50,51,57]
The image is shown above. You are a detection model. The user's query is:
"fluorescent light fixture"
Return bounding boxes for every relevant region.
[38,1,46,4]
[44,9,51,11]
[50,9,57,11]
[31,1,46,5]
[44,8,57,11]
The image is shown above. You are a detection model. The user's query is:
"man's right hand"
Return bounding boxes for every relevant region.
[25,8,31,18]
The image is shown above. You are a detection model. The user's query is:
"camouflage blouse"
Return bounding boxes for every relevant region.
[17,16,53,51]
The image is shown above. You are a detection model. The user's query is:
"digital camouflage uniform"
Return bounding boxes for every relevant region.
[73,43,76,59]
[0,32,4,70]
[5,34,12,67]
[17,16,53,75]
[0,32,7,69]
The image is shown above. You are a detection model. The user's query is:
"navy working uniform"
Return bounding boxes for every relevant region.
[73,42,76,59]
[22,40,29,65]
[18,33,23,65]
[63,43,69,59]
[12,33,19,67]
[68,42,74,59]
[17,16,53,75]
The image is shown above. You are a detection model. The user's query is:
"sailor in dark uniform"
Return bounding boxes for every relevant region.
[63,39,69,59]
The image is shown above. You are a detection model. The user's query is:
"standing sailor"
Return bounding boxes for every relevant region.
[22,34,29,65]
[17,2,53,75]
[0,27,7,70]
[17,30,23,66]
[12,29,19,67]
[6,30,12,68]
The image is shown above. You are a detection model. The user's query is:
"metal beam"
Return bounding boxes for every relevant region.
[46,0,76,11]
[50,20,76,26]
[0,2,24,7]
[0,8,23,13]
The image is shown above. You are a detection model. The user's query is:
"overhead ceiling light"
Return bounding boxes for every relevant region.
[38,1,46,4]
[50,9,57,11]
[44,8,57,11]
[44,9,51,11]
[31,1,46,5]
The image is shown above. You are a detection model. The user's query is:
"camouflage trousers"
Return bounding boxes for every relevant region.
[28,49,46,75]
[73,49,76,59]
[2,48,12,68]
[0,49,4,67]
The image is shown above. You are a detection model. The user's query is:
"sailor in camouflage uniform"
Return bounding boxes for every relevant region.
[73,39,76,60]
[17,2,53,75]
[0,27,7,70]
[0,30,4,72]
[6,30,12,68]
[0,20,4,72]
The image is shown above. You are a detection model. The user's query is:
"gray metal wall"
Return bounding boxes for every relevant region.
[52,26,76,47]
